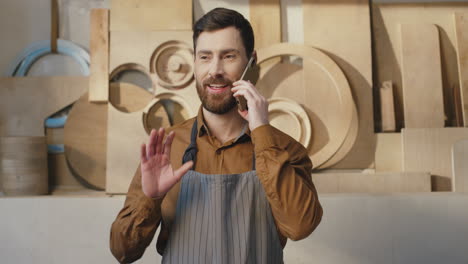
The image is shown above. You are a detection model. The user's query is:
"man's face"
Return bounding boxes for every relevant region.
[194,26,249,114]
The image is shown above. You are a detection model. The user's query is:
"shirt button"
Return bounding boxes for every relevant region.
[216,149,221,155]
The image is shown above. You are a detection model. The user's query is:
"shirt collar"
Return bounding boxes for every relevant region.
[196,106,251,140]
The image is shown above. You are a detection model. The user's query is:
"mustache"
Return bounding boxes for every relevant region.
[202,76,232,86]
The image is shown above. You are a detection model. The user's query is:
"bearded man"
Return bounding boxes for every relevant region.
[110,7,323,264]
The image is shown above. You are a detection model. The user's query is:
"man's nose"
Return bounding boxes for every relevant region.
[208,58,224,77]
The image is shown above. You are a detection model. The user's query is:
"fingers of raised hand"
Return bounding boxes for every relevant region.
[147,129,158,158]
[163,131,175,156]
[155,127,165,154]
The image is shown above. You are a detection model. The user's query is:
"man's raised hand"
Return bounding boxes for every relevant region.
[140,128,193,199]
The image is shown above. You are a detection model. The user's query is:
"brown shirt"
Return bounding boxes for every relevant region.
[110,109,323,263]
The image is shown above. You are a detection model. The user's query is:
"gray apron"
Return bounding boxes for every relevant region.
[161,120,284,264]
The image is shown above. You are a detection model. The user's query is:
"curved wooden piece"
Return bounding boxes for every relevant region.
[64,92,107,190]
[268,97,312,149]
[257,43,357,168]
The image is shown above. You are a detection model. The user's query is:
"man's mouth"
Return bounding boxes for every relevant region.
[206,83,230,93]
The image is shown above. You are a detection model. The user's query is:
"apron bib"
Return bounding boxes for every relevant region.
[162,120,283,264]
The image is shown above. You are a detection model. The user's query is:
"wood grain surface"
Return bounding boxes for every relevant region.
[400,23,445,128]
[89,9,109,102]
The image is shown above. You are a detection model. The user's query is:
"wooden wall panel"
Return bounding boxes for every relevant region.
[402,128,468,191]
[303,0,375,169]
[400,23,445,128]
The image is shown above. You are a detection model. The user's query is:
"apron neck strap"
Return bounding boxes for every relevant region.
[182,119,199,166]
[181,119,256,171]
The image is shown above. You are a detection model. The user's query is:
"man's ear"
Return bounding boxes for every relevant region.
[252,50,258,65]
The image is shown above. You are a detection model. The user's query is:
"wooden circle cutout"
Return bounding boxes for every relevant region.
[150,41,194,89]
[110,63,156,93]
[257,43,357,168]
[268,97,312,148]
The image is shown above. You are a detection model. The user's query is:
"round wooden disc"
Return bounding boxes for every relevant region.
[268,97,312,148]
[257,43,357,168]
[64,92,107,190]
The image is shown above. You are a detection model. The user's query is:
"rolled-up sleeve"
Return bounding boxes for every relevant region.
[110,166,162,263]
[251,124,323,241]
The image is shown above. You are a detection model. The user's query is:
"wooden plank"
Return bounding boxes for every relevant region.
[452,139,468,192]
[110,0,192,31]
[380,81,396,132]
[64,92,107,190]
[303,0,375,169]
[402,128,468,192]
[0,76,88,137]
[313,172,431,194]
[400,23,445,128]
[88,9,109,102]
[454,12,468,127]
[106,88,170,194]
[375,133,402,172]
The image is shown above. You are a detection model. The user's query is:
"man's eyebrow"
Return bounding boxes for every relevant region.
[196,50,212,55]
[196,49,241,55]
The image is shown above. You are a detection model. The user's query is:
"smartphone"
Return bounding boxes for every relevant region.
[236,56,256,111]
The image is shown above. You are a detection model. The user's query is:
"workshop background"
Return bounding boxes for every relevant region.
[1,0,468,263]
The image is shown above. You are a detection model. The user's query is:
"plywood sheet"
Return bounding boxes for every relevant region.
[88,9,109,102]
[375,133,402,172]
[402,128,468,191]
[250,0,281,50]
[313,172,431,194]
[452,139,468,192]
[0,76,88,137]
[372,4,468,129]
[454,12,468,127]
[106,94,170,194]
[303,0,375,169]
[64,92,107,190]
[110,0,192,31]
[400,23,445,128]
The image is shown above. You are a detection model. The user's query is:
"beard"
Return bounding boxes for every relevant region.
[196,76,237,115]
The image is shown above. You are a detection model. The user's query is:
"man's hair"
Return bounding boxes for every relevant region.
[193,7,255,58]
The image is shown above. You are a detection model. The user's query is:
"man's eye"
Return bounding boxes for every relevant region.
[225,54,236,60]
[199,55,209,60]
